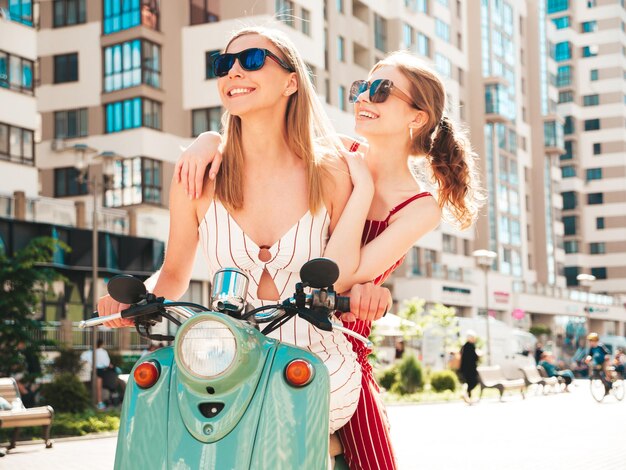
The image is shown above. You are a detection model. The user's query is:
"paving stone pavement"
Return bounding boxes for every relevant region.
[1,380,624,469]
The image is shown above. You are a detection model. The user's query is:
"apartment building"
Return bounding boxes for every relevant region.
[0,0,624,348]
[547,0,626,296]
[0,3,38,200]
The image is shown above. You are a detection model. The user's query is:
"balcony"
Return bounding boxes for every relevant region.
[544,117,565,154]
[484,83,511,123]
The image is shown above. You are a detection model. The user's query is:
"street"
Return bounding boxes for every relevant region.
[2,381,625,469]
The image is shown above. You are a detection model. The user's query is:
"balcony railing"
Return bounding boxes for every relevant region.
[29,322,149,351]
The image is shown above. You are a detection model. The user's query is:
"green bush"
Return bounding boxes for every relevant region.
[377,365,399,391]
[51,347,84,375]
[396,354,423,394]
[430,369,458,393]
[40,373,90,413]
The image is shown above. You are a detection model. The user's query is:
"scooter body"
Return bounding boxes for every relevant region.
[115,312,335,470]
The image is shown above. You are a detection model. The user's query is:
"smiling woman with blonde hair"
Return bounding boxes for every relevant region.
[96,26,398,438]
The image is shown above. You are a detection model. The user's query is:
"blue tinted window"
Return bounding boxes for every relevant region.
[552,16,570,29]
[103,0,157,34]
[554,42,571,61]
[547,0,568,14]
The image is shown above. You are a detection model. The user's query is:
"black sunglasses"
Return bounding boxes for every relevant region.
[349,79,417,108]
[213,48,295,77]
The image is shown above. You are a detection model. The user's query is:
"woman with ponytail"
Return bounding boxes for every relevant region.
[178,50,483,469]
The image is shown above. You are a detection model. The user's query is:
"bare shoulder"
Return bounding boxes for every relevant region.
[168,173,215,223]
[392,194,441,231]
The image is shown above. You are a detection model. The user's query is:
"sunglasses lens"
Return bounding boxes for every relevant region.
[349,81,368,103]
[370,80,390,103]
[240,48,266,71]
[214,54,234,77]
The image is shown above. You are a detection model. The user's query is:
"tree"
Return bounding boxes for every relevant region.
[0,237,68,380]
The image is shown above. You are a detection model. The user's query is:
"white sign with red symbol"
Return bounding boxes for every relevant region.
[493,291,510,304]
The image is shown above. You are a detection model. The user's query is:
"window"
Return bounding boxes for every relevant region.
[547,0,568,13]
[554,41,571,61]
[560,140,574,160]
[582,46,598,58]
[374,14,387,52]
[563,216,577,235]
[104,40,160,92]
[53,0,86,27]
[596,217,605,229]
[338,85,346,111]
[54,53,78,83]
[593,143,601,155]
[562,191,577,210]
[54,167,88,197]
[1,0,33,26]
[192,107,222,137]
[435,19,450,42]
[105,97,161,133]
[105,157,162,207]
[301,8,311,36]
[591,267,607,279]
[558,91,573,103]
[417,33,430,57]
[590,69,598,81]
[337,36,345,62]
[552,16,570,29]
[205,50,220,79]
[0,122,34,166]
[561,166,576,178]
[336,0,343,13]
[403,23,414,48]
[586,168,602,181]
[275,0,294,27]
[54,109,88,139]
[589,242,605,254]
[583,94,599,106]
[442,234,457,254]
[0,51,34,95]
[104,0,160,34]
[563,116,575,134]
[556,65,572,87]
[584,119,600,131]
[582,21,597,33]
[587,193,603,204]
[564,240,579,253]
[435,53,451,78]
[564,266,580,286]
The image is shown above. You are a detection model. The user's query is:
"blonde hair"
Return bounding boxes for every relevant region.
[217,26,339,213]
[372,51,484,230]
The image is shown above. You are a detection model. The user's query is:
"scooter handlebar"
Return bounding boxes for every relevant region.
[334,295,350,313]
[79,312,122,328]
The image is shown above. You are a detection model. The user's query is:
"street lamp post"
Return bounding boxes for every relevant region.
[576,273,596,339]
[74,146,119,406]
[472,249,497,366]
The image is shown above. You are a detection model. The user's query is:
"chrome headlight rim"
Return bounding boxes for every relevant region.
[175,315,239,380]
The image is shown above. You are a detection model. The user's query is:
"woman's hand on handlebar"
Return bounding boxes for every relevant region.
[340,282,391,323]
[98,294,133,328]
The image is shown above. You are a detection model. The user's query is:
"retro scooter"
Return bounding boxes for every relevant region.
[81,258,369,469]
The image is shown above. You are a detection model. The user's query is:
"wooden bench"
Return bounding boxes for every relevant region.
[0,378,54,457]
[519,366,560,394]
[477,366,526,401]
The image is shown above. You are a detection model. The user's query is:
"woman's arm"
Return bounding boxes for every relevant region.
[322,155,373,294]
[348,197,441,285]
[98,175,206,327]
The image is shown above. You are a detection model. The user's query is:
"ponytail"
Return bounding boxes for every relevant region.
[428,116,482,230]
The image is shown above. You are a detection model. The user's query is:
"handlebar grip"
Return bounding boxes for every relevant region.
[335,296,351,313]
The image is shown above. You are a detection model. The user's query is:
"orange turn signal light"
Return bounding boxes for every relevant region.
[285,359,314,387]
[134,361,160,389]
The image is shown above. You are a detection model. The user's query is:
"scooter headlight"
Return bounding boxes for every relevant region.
[178,319,237,378]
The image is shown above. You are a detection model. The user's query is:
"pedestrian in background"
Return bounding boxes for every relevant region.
[460,330,479,404]
[534,342,544,364]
